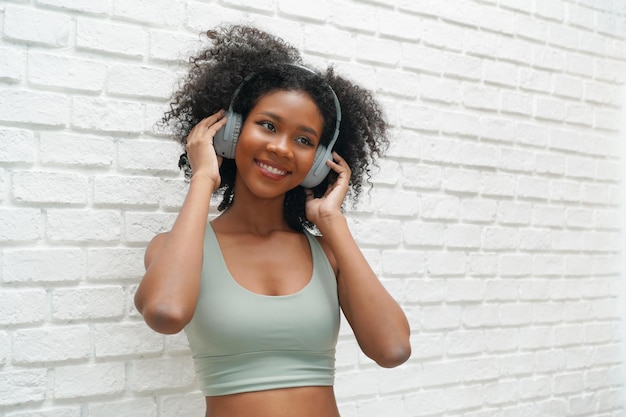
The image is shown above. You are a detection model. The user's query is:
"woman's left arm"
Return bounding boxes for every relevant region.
[306,153,411,368]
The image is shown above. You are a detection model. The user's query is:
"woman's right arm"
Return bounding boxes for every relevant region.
[134,111,227,334]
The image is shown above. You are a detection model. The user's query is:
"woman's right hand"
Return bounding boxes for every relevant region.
[185,110,228,191]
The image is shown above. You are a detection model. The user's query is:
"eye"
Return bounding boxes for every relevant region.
[296,136,315,147]
[258,121,276,132]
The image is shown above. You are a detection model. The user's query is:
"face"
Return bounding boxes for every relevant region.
[234,89,324,198]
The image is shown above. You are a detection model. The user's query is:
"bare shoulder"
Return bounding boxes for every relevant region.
[314,234,338,276]
[144,232,170,269]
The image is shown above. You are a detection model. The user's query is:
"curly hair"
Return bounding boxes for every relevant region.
[161,24,389,231]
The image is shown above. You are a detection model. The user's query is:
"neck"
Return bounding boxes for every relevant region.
[217,184,291,236]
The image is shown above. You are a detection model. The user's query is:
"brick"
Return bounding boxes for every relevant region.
[421,305,462,330]
[184,3,244,32]
[502,91,533,116]
[517,176,550,200]
[12,171,88,204]
[5,406,81,417]
[89,398,157,417]
[0,331,8,365]
[420,195,460,220]
[462,304,500,328]
[5,6,71,46]
[28,51,106,92]
[463,84,499,111]
[305,27,355,61]
[118,139,181,173]
[0,208,41,242]
[497,201,531,225]
[468,253,498,276]
[87,248,145,281]
[159,393,206,417]
[443,168,480,194]
[349,5,396,36]
[0,89,69,126]
[356,34,401,66]
[566,52,594,78]
[371,159,400,186]
[515,122,550,148]
[72,96,143,133]
[54,363,125,398]
[372,188,420,217]
[484,328,519,352]
[482,227,520,250]
[94,176,160,206]
[404,221,445,247]
[446,330,484,356]
[124,212,177,243]
[52,286,125,320]
[0,289,46,325]
[353,219,402,246]
[129,357,196,392]
[0,370,47,406]
[3,248,84,283]
[108,64,177,99]
[0,46,24,82]
[149,30,202,62]
[95,322,163,358]
[76,18,147,57]
[358,396,405,417]
[40,132,115,167]
[446,224,481,249]
[519,68,551,93]
[420,74,462,104]
[484,279,518,301]
[420,20,465,51]
[520,229,551,251]
[421,359,464,387]
[46,209,121,242]
[0,128,36,163]
[113,0,183,26]
[499,254,532,276]
[404,279,445,303]
[482,173,516,197]
[13,325,91,363]
[403,163,442,189]
[461,200,497,223]
[382,250,425,275]
[37,0,111,14]
[405,388,446,416]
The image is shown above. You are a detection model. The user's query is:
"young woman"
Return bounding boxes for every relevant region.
[134,24,411,417]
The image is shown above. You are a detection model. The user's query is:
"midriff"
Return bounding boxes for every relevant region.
[205,386,340,417]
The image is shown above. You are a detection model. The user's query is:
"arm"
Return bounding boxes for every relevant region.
[306,153,411,368]
[134,111,227,334]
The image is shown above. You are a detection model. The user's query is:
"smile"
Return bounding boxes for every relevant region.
[257,161,289,177]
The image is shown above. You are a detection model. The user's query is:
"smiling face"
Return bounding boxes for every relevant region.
[234,89,325,199]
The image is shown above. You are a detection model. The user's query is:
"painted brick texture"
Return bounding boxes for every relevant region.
[1,1,625,416]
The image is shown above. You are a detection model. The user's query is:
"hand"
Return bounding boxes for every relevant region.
[185,110,227,191]
[305,152,351,228]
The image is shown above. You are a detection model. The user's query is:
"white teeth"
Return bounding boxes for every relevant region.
[259,162,286,176]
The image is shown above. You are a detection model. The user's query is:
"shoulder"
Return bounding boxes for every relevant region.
[144,232,170,269]
[313,234,338,276]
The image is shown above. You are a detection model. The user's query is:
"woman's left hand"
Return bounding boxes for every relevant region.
[305,152,351,228]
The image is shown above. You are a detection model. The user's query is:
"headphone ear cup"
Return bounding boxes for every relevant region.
[301,145,332,188]
[213,111,242,159]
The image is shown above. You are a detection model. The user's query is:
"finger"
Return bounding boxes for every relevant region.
[197,109,226,128]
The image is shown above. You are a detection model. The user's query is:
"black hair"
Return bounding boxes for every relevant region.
[162,24,389,231]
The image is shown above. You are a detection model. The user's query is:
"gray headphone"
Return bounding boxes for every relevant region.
[213,65,342,188]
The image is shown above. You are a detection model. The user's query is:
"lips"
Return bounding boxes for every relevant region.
[256,160,290,177]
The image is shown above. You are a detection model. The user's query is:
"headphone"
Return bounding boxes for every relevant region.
[213,64,342,188]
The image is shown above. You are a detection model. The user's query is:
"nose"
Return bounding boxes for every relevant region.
[266,135,293,159]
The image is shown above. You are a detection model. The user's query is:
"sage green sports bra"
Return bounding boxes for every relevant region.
[184,223,340,396]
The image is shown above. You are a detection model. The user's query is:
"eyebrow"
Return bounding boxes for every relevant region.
[258,111,320,138]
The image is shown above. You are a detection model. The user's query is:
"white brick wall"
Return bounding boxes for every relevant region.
[0,0,625,416]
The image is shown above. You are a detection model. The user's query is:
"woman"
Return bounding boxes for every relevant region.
[134,24,411,417]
